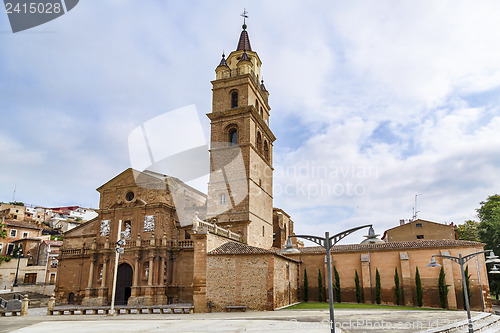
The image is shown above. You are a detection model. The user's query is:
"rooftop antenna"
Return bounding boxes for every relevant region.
[412,194,421,221]
[241,8,248,28]
[12,183,17,202]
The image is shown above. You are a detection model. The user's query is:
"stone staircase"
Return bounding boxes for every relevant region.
[425,312,500,333]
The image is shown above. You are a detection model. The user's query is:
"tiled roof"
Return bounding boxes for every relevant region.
[209,241,272,255]
[238,50,251,64]
[217,53,229,68]
[296,239,485,254]
[4,220,42,230]
[43,240,63,246]
[260,80,267,92]
[209,241,300,262]
[236,29,252,51]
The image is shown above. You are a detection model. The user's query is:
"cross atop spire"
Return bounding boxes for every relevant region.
[241,8,248,29]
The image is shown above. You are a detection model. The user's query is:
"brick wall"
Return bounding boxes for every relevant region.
[285,242,491,311]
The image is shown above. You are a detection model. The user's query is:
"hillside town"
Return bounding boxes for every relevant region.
[0,203,97,294]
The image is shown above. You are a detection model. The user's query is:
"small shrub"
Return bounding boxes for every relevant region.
[355,270,361,303]
[375,269,381,305]
[416,267,423,307]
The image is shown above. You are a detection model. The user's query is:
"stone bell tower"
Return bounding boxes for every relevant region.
[206,21,275,249]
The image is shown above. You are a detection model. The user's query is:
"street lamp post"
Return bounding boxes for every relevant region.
[13,247,24,287]
[427,250,500,333]
[281,224,373,333]
[110,220,126,316]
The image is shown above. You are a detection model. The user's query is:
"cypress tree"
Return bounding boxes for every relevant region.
[375,269,381,304]
[304,269,309,302]
[355,270,361,303]
[462,265,471,310]
[394,267,401,306]
[318,269,323,302]
[416,267,423,307]
[334,266,341,303]
[438,266,449,309]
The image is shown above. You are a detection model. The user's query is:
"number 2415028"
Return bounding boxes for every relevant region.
[5,2,62,14]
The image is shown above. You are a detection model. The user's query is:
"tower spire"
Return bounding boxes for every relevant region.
[236,9,252,51]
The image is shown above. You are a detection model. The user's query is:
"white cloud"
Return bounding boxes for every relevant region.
[2,1,500,244]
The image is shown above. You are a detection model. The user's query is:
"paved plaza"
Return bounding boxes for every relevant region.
[0,308,494,333]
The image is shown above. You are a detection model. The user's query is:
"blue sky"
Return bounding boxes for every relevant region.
[2,1,500,244]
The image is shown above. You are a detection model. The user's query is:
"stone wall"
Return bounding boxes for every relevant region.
[207,254,269,311]
[273,255,299,308]
[286,241,491,311]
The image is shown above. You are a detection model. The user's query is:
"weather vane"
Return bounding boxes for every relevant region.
[241,8,248,26]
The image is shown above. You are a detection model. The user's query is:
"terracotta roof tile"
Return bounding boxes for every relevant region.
[208,241,300,262]
[236,29,252,51]
[297,239,484,254]
[3,220,42,230]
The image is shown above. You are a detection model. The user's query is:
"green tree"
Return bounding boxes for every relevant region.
[477,194,500,255]
[304,269,309,302]
[318,269,323,302]
[476,195,500,290]
[457,220,480,241]
[394,267,401,306]
[354,270,361,303]
[415,267,423,307]
[462,265,471,310]
[334,266,341,303]
[375,269,381,304]
[0,221,7,239]
[12,244,22,258]
[438,266,449,309]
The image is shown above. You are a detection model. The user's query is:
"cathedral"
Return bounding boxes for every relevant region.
[55,21,299,309]
[55,21,493,312]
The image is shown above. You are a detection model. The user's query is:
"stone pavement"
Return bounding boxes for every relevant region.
[0,308,495,333]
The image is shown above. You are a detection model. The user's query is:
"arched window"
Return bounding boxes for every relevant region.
[264,140,270,161]
[229,128,238,146]
[260,107,264,118]
[256,132,262,152]
[231,91,238,108]
[255,99,259,112]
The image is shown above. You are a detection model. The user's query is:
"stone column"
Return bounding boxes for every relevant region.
[193,232,208,313]
[360,253,372,303]
[87,258,95,288]
[97,255,109,304]
[133,254,139,286]
[148,255,154,286]
[440,250,457,309]
[101,257,108,288]
[84,257,96,299]
[399,252,413,306]
[159,256,165,285]
[131,253,140,297]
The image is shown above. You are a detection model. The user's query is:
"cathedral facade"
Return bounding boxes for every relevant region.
[55,23,298,309]
[55,22,492,312]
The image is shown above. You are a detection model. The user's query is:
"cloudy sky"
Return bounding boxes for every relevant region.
[2,1,500,244]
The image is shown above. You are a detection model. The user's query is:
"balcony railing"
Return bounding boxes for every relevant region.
[194,219,242,242]
[218,68,260,88]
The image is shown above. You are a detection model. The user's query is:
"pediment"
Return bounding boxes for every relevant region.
[64,218,98,237]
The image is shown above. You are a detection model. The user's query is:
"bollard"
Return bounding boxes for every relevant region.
[47,293,56,315]
[20,294,29,316]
